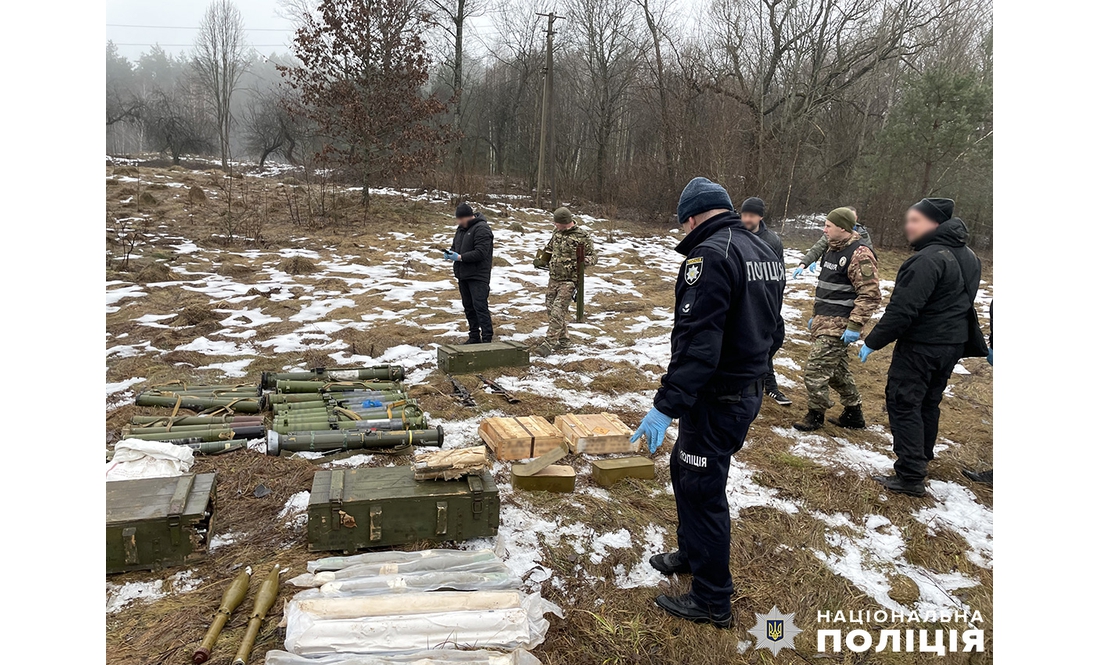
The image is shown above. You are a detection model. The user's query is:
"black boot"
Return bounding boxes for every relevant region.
[461,335,482,345]
[872,474,927,497]
[482,336,493,343]
[962,469,993,485]
[649,551,691,576]
[793,409,825,431]
[828,405,866,429]
[655,593,732,629]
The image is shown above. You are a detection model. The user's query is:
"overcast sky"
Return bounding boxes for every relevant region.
[107,0,300,61]
[106,0,522,63]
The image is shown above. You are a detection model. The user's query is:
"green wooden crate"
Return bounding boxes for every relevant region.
[437,341,530,374]
[106,473,216,574]
[307,466,500,552]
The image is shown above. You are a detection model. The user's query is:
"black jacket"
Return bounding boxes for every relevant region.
[654,212,786,418]
[450,214,494,283]
[865,218,981,349]
[753,220,785,262]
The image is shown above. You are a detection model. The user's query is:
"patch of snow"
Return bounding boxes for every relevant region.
[175,337,256,356]
[613,524,668,589]
[196,358,253,378]
[726,457,799,518]
[107,377,145,396]
[106,570,200,614]
[279,491,311,528]
[589,529,632,565]
[914,480,994,569]
[209,531,242,551]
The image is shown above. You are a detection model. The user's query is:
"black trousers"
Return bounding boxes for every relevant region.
[886,341,964,482]
[669,386,763,614]
[458,279,493,341]
[763,354,778,393]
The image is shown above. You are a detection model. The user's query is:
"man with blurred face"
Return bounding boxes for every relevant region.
[446,202,494,343]
[739,197,791,406]
[860,198,985,498]
[793,207,881,432]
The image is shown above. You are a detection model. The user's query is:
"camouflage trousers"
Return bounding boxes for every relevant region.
[545,279,576,344]
[804,334,862,412]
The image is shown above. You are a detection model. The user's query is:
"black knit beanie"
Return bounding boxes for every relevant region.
[912,198,954,224]
[455,202,474,218]
[741,197,766,216]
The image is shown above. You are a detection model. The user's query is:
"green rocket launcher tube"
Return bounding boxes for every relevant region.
[261,365,405,389]
[272,395,408,414]
[148,382,262,396]
[274,379,403,394]
[232,565,281,665]
[266,426,445,455]
[123,423,264,437]
[193,568,252,664]
[134,391,263,414]
[185,441,246,455]
[269,391,405,407]
[130,415,263,427]
[122,425,265,442]
[273,416,427,435]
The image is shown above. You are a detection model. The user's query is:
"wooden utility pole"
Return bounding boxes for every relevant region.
[535,12,560,210]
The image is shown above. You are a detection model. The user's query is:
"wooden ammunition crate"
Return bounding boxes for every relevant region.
[437,340,530,373]
[307,466,499,552]
[106,473,217,574]
[555,413,637,454]
[478,416,565,460]
[591,457,656,487]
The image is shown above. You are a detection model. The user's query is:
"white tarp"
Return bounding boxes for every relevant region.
[106,439,194,481]
[265,648,542,665]
[284,591,562,656]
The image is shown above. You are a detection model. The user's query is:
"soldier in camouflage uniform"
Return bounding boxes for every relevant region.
[533,207,596,357]
[793,207,882,432]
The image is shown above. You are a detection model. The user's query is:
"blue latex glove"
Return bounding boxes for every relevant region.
[361,400,382,408]
[807,261,818,273]
[859,344,874,363]
[443,250,460,261]
[793,266,804,278]
[807,317,813,331]
[631,407,674,453]
[841,329,861,345]
[987,348,993,366]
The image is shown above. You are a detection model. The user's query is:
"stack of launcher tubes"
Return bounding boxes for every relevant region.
[265,368,444,456]
[123,366,444,457]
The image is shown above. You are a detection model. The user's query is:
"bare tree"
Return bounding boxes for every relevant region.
[428,0,484,184]
[193,0,251,170]
[568,0,641,201]
[243,89,299,167]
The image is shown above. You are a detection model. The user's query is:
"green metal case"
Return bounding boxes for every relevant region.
[436,341,530,373]
[106,473,216,574]
[307,466,500,552]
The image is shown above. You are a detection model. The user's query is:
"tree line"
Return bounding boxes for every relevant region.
[106,0,993,248]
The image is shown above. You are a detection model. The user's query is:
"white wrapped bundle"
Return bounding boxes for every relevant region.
[308,549,498,574]
[265,648,543,665]
[288,572,521,599]
[292,555,509,588]
[284,591,562,656]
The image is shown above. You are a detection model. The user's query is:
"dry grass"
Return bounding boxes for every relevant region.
[279,256,318,275]
[105,164,993,665]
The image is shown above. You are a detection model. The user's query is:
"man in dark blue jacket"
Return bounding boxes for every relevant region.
[631,177,785,628]
[446,203,495,343]
[860,198,983,497]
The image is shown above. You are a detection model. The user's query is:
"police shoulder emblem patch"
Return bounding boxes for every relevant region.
[839,256,848,267]
[685,257,704,285]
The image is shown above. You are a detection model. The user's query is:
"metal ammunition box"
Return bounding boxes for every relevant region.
[106,473,216,574]
[307,466,500,552]
[591,457,656,487]
[436,341,530,373]
[511,465,576,493]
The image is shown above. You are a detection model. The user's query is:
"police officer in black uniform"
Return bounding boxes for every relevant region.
[632,177,785,628]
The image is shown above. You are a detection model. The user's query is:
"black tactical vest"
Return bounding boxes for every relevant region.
[813,239,867,318]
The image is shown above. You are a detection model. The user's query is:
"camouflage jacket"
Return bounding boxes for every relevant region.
[811,235,881,337]
[545,225,597,282]
[801,223,874,266]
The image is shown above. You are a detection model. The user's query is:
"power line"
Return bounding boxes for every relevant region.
[111,43,289,48]
[107,23,294,31]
